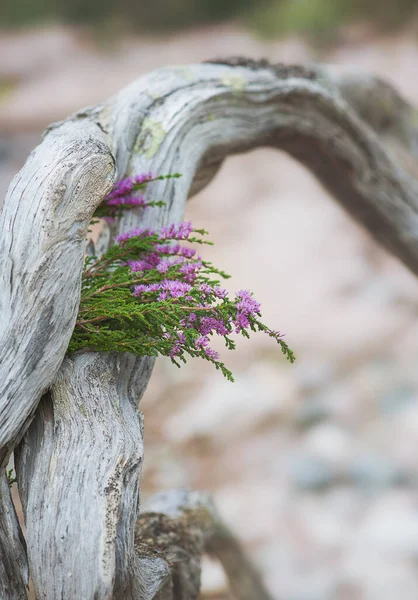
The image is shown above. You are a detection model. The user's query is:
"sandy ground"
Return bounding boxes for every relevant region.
[3,22,418,600]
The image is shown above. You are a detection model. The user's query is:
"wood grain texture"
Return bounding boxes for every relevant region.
[16,354,154,600]
[7,58,418,598]
[0,121,115,598]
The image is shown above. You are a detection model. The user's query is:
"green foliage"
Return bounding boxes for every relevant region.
[115,0,272,32]
[69,226,295,381]
[249,0,348,41]
[248,0,418,42]
[1,0,415,34]
[7,468,16,487]
[0,0,270,30]
[68,169,295,380]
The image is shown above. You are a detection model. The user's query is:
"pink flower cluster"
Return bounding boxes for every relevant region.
[115,227,156,243]
[104,173,153,207]
[124,221,204,301]
[234,289,261,332]
[116,221,264,363]
[160,221,194,240]
[133,279,193,301]
[101,173,155,222]
[84,171,293,374]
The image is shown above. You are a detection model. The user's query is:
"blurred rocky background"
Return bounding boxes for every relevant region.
[3,1,418,598]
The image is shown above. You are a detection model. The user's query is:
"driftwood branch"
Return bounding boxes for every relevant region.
[0,123,116,599]
[136,489,275,600]
[15,354,153,599]
[0,121,116,463]
[2,57,418,598]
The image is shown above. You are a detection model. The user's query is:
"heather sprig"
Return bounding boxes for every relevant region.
[93,172,181,221]
[70,223,294,381]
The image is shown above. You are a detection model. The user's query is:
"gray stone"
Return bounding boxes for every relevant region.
[286,454,339,491]
[293,397,330,429]
[348,454,408,489]
[379,386,416,415]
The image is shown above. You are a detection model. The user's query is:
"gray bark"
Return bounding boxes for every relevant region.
[16,354,152,600]
[2,58,418,598]
[0,122,115,464]
[0,474,27,599]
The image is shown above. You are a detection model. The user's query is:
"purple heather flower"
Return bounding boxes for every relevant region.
[199,283,212,295]
[160,279,192,298]
[234,313,250,331]
[168,330,186,358]
[155,243,181,255]
[213,286,228,299]
[128,252,160,272]
[106,195,147,208]
[170,256,185,266]
[132,282,162,296]
[194,336,219,360]
[235,290,261,315]
[268,329,284,338]
[133,284,148,296]
[204,347,220,361]
[232,290,261,333]
[133,172,154,185]
[128,260,146,273]
[105,177,134,199]
[136,255,183,275]
[180,247,196,258]
[181,312,197,329]
[179,261,201,283]
[169,343,181,357]
[156,260,170,274]
[115,227,155,243]
[199,316,228,336]
[160,221,193,240]
[195,335,209,349]
[105,173,153,202]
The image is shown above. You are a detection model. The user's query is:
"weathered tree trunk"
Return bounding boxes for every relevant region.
[2,58,418,599]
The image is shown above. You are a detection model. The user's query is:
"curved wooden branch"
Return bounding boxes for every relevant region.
[16,354,153,600]
[323,67,418,161]
[0,122,115,597]
[0,121,116,463]
[8,58,418,599]
[110,59,418,277]
[136,489,275,600]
